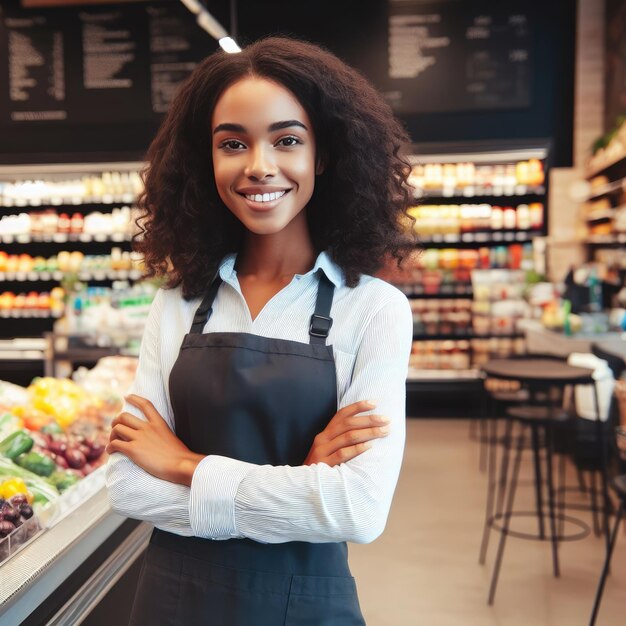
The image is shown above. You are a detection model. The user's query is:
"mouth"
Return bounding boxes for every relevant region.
[236,188,292,211]
[237,189,291,202]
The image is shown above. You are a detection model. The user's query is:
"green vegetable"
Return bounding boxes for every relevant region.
[48,470,80,492]
[15,451,56,477]
[0,456,58,503]
[0,430,34,461]
[41,422,64,435]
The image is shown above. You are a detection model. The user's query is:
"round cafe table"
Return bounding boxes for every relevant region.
[479,358,605,605]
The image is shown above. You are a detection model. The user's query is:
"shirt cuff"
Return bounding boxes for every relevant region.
[189,455,256,539]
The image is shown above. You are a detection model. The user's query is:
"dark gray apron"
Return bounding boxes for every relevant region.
[129,270,366,625]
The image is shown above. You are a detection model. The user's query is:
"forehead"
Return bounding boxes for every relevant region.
[212,77,311,129]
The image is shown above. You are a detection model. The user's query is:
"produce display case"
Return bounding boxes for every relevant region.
[0,358,147,624]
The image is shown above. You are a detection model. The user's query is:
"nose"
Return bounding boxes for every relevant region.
[244,144,277,181]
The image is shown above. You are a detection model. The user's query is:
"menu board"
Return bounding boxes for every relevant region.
[384,0,532,114]
[0,0,215,128]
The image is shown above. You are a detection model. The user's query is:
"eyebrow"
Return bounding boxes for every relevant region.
[213,120,308,135]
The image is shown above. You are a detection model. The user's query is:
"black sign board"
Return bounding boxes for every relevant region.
[0,0,216,129]
[384,0,532,114]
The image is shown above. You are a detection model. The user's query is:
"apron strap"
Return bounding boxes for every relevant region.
[190,269,334,341]
[309,270,335,345]
[190,275,223,333]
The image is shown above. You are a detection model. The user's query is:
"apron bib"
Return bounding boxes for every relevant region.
[130,271,365,625]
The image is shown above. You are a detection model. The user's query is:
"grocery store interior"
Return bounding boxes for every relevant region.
[1,0,626,624]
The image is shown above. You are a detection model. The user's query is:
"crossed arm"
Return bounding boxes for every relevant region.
[105,292,412,543]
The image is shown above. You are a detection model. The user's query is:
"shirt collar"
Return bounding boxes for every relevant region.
[218,250,344,288]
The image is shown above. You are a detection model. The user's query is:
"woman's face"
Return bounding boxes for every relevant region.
[211,76,319,236]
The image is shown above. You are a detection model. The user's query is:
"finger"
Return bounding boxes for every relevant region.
[111,412,146,430]
[126,394,159,423]
[106,438,132,455]
[327,442,373,466]
[326,414,389,439]
[110,424,137,443]
[327,426,389,453]
[335,400,377,420]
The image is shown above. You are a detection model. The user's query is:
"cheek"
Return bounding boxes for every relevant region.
[287,153,317,188]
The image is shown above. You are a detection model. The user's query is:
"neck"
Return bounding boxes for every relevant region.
[236,215,316,281]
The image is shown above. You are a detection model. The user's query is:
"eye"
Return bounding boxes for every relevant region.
[218,139,246,151]
[276,136,302,148]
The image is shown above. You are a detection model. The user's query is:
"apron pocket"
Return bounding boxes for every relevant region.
[285,575,366,626]
[176,553,292,625]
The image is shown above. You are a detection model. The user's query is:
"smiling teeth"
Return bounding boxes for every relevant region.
[245,190,286,202]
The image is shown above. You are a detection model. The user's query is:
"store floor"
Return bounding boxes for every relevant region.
[349,419,625,626]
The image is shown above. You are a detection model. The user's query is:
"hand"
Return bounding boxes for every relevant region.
[106,394,204,487]
[304,400,390,467]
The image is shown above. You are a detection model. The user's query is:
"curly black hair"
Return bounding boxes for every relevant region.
[135,36,416,298]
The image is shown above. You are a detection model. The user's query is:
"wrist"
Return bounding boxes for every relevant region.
[175,452,205,487]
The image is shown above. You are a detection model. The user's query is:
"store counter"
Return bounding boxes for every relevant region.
[519,319,624,358]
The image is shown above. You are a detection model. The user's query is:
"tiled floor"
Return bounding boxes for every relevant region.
[349,419,625,626]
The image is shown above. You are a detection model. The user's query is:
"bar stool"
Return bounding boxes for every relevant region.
[588,474,626,626]
[478,358,604,605]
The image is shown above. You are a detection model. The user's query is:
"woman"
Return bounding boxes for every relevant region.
[105,36,415,625]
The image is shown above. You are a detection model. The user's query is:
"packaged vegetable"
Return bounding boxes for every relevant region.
[0,457,58,504]
[0,478,33,502]
[15,452,56,477]
[48,470,80,492]
[0,431,34,461]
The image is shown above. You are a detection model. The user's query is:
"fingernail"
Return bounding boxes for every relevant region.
[379,426,390,434]
[365,401,377,408]
[376,415,390,424]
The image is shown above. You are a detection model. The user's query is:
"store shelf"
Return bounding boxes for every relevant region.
[584,234,626,246]
[0,195,137,208]
[0,338,46,360]
[419,230,543,246]
[585,209,615,222]
[415,185,545,200]
[0,310,61,319]
[587,151,626,180]
[0,269,143,282]
[585,177,626,201]
[398,284,473,297]
[406,291,473,299]
[412,332,524,341]
[0,233,132,244]
[407,367,482,382]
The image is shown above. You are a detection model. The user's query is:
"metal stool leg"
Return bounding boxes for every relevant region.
[479,390,495,472]
[531,423,546,539]
[545,421,560,577]
[495,419,514,516]
[588,502,624,626]
[488,430,524,605]
[558,449,566,539]
[592,383,612,553]
[590,470,601,537]
[480,416,508,564]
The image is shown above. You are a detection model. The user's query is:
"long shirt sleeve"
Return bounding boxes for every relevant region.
[106,251,412,544]
[105,289,194,535]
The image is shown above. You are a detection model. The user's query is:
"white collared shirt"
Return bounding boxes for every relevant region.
[105,251,412,543]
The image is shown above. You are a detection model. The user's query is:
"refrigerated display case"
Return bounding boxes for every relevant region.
[0,359,146,624]
[385,141,550,392]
